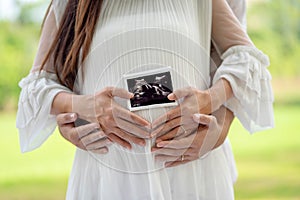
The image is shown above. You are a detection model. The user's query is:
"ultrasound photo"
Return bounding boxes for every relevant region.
[124,68,177,111]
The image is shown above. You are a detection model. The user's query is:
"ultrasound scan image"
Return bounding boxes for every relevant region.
[126,71,175,108]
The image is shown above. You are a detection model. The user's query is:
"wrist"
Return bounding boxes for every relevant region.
[208,78,233,111]
[71,94,97,122]
[51,92,73,114]
[212,106,234,148]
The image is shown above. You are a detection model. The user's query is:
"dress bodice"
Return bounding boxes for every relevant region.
[74,0,212,173]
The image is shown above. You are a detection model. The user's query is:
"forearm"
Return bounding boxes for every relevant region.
[51,92,73,115]
[207,78,233,112]
[212,105,234,148]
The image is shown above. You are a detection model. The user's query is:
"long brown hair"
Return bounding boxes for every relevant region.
[41,0,103,90]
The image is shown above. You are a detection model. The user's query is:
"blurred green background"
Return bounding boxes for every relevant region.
[0,0,299,199]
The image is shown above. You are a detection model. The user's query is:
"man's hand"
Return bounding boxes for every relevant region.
[57,113,112,154]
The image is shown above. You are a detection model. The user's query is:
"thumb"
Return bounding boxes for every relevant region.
[193,113,213,125]
[168,87,193,100]
[56,113,78,126]
[106,87,133,99]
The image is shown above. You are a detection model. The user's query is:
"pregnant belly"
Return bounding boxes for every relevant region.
[77,29,209,173]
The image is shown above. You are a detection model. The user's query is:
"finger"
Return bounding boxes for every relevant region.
[56,113,78,126]
[73,123,100,138]
[81,131,107,146]
[151,117,182,138]
[193,113,214,125]
[152,147,192,157]
[86,138,112,150]
[114,106,150,127]
[155,126,181,142]
[90,147,109,154]
[114,116,150,138]
[168,87,194,100]
[59,123,80,144]
[156,134,197,149]
[165,157,197,168]
[152,107,181,129]
[199,123,221,157]
[74,139,87,151]
[105,87,133,99]
[109,128,146,147]
[58,122,75,135]
[156,125,197,142]
[107,133,132,150]
[155,155,180,164]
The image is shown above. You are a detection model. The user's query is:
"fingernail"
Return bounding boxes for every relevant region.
[126,145,132,150]
[165,163,171,167]
[193,113,203,122]
[70,113,77,119]
[129,93,134,98]
[93,123,100,129]
[168,93,174,100]
[102,149,108,154]
[157,142,166,147]
[151,131,160,138]
[193,113,201,119]
[139,140,146,146]
[107,139,113,145]
[145,124,152,130]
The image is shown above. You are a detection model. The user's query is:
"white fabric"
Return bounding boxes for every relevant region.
[213,46,274,133]
[16,4,72,153]
[15,0,274,199]
[227,0,247,30]
[16,71,71,152]
[210,0,247,80]
[52,0,68,28]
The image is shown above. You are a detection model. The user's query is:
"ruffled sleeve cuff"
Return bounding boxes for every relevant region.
[16,70,72,152]
[213,45,274,133]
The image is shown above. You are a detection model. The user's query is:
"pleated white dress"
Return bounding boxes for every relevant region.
[16,0,274,199]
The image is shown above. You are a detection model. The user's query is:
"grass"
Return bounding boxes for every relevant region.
[0,113,74,200]
[229,104,300,199]
[0,104,300,199]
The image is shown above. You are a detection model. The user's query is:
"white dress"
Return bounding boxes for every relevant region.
[16,0,274,199]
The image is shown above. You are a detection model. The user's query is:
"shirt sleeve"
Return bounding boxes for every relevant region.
[226,0,247,30]
[16,1,71,153]
[210,0,247,79]
[211,0,274,133]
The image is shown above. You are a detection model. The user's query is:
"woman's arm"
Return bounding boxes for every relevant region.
[16,4,73,153]
[17,1,150,152]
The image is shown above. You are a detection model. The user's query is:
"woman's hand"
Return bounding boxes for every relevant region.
[74,87,151,149]
[150,87,209,140]
[152,106,234,167]
[151,79,233,139]
[53,87,151,149]
[57,113,112,154]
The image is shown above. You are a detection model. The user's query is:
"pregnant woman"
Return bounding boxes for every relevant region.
[16,0,274,199]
